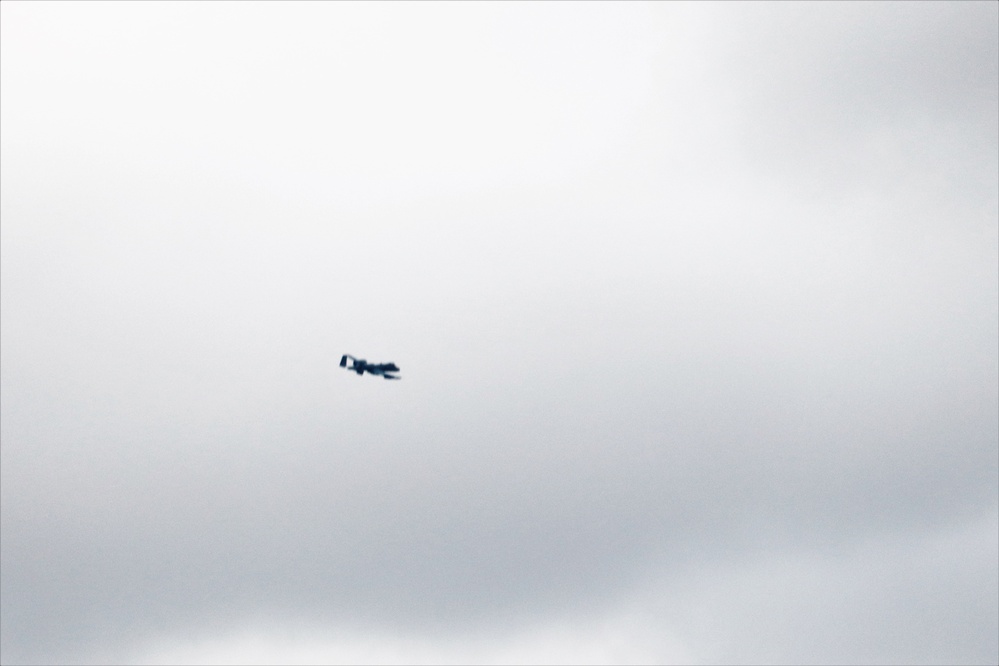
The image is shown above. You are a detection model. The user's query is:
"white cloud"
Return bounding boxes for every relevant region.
[128,605,693,666]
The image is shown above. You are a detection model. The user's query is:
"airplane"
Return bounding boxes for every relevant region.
[340,354,401,379]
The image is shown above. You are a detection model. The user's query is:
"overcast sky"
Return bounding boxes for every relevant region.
[1,2,997,664]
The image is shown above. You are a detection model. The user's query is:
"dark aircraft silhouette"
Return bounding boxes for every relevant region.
[340,355,400,379]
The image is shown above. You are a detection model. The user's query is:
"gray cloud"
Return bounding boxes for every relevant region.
[2,3,996,664]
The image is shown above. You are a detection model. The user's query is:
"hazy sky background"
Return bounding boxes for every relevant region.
[2,2,997,664]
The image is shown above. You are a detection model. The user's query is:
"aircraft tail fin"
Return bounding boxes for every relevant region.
[339,355,349,367]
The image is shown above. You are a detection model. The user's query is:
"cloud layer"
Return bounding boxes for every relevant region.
[2,3,996,664]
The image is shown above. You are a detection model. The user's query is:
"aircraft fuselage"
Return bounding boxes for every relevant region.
[340,355,400,379]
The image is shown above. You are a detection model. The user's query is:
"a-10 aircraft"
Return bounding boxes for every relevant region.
[340,354,401,379]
